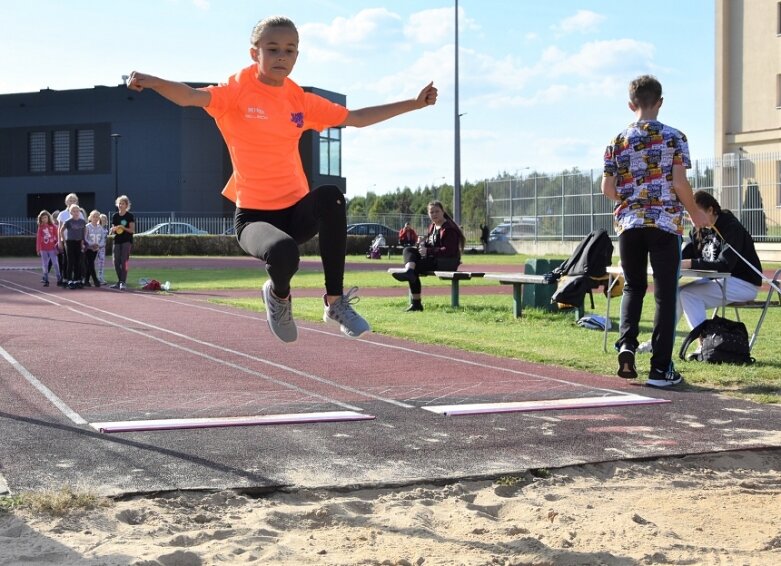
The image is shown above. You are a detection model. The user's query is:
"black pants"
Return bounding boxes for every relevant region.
[236,185,346,297]
[401,246,461,295]
[617,227,681,372]
[65,240,83,282]
[84,249,99,285]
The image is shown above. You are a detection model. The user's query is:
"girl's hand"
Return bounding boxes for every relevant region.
[416,82,438,108]
[125,71,158,92]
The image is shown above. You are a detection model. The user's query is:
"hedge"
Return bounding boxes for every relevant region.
[0,235,379,257]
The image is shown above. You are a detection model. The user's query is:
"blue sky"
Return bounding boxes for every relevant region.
[2,1,715,197]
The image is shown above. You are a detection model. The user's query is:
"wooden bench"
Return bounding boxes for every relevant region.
[388,268,485,307]
[484,273,554,318]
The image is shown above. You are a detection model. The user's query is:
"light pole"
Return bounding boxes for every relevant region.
[111,133,121,202]
[453,0,462,225]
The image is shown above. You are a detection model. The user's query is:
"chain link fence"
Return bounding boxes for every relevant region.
[485,153,781,243]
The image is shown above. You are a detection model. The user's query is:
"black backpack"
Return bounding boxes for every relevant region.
[679,316,754,365]
[550,230,614,309]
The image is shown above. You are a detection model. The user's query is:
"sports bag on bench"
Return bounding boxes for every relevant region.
[678,315,754,365]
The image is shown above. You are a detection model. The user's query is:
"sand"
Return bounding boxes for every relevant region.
[1,449,779,566]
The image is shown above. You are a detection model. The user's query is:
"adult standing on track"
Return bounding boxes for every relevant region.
[110,195,135,291]
[125,15,438,343]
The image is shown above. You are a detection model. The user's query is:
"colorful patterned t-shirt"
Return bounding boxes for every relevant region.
[603,120,690,236]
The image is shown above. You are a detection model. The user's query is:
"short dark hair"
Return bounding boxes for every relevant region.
[251,16,298,46]
[628,75,662,109]
[693,190,722,215]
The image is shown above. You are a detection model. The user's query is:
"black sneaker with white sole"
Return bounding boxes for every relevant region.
[616,346,637,379]
[646,367,684,388]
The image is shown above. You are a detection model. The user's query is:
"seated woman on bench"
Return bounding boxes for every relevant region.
[392,200,466,311]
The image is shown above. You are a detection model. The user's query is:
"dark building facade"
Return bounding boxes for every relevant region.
[0,82,346,218]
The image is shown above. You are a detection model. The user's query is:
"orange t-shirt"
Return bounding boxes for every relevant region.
[201,65,349,210]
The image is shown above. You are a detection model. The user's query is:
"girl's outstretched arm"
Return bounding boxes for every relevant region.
[125,72,211,108]
[340,82,437,128]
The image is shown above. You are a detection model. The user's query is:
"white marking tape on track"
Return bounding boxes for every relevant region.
[0,280,409,411]
[92,411,375,433]
[132,291,636,399]
[0,345,88,425]
[423,394,669,416]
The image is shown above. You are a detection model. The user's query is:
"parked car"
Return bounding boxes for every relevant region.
[489,218,537,242]
[137,222,208,236]
[0,222,34,236]
[346,223,399,245]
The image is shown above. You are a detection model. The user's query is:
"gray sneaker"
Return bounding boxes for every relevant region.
[637,339,653,354]
[323,287,371,339]
[261,279,298,343]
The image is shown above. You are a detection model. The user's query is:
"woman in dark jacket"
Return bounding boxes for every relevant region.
[679,190,762,330]
[392,201,466,311]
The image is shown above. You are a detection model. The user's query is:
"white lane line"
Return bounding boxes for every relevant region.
[1,281,410,409]
[92,411,375,433]
[423,394,670,416]
[0,345,88,425]
[136,291,636,398]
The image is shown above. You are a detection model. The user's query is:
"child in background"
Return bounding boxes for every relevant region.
[84,210,105,287]
[56,193,80,281]
[50,209,66,285]
[602,75,708,387]
[62,204,87,289]
[36,210,61,287]
[97,214,109,284]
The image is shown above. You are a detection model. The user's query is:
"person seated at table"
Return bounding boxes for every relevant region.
[392,201,465,311]
[678,190,763,330]
[638,190,763,354]
[398,222,418,246]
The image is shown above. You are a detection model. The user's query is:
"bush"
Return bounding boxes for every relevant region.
[0,234,378,257]
[0,236,35,256]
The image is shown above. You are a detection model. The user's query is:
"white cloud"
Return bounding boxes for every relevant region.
[544,39,655,78]
[192,0,209,10]
[551,10,606,35]
[299,8,401,46]
[368,45,455,100]
[403,6,479,45]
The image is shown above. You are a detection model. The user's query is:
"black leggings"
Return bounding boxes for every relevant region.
[236,185,346,297]
[400,246,460,295]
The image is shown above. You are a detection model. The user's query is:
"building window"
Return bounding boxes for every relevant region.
[319,127,341,176]
[777,74,781,108]
[77,129,95,171]
[777,161,781,207]
[53,130,70,172]
[28,132,46,173]
[778,2,781,35]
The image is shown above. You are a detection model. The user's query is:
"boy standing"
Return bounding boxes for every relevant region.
[127,15,437,343]
[602,75,708,388]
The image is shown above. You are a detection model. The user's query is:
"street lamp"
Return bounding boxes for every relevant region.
[111,133,121,202]
[453,0,461,224]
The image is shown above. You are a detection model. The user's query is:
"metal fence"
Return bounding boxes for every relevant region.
[0,211,433,239]
[484,152,781,243]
